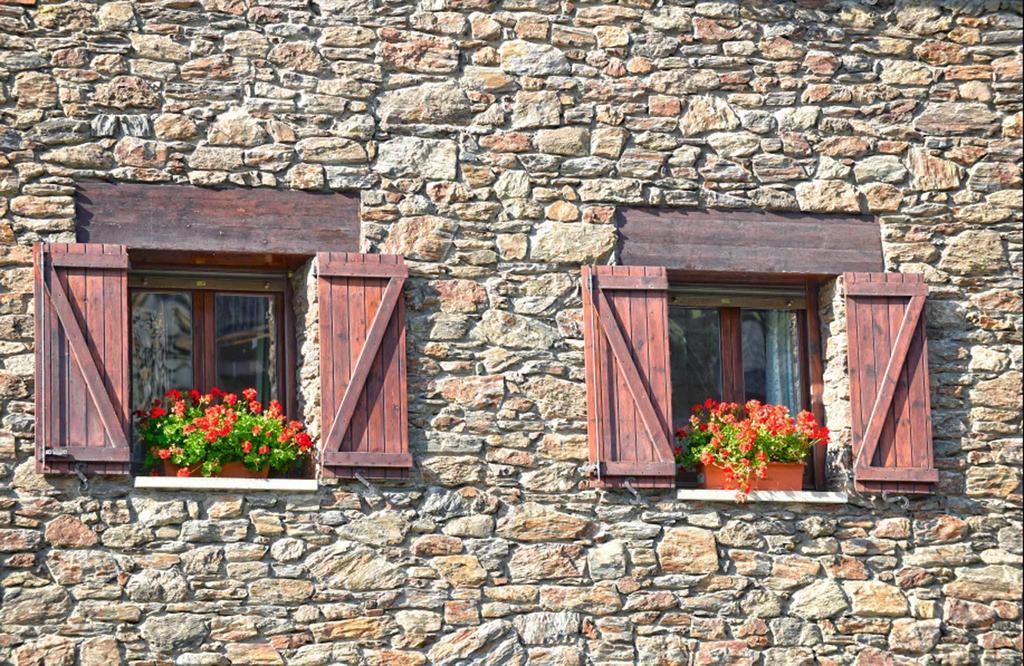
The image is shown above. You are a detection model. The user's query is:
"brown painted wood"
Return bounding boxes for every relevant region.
[581,266,602,480]
[318,253,411,478]
[35,243,131,474]
[319,261,409,278]
[804,282,827,491]
[596,282,673,462]
[846,282,927,297]
[719,308,744,403]
[906,274,934,494]
[50,253,129,269]
[76,182,360,255]
[323,451,413,467]
[619,208,883,275]
[583,265,675,489]
[131,249,310,270]
[603,461,676,476]
[860,288,926,471]
[845,272,937,493]
[594,274,669,291]
[854,466,939,482]
[46,446,131,463]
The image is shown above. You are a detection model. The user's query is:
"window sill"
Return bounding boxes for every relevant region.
[676,488,848,504]
[134,476,318,492]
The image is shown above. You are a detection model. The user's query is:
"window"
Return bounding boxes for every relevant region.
[129,270,289,415]
[668,283,810,430]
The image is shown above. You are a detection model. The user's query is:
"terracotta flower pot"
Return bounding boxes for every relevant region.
[162,460,269,479]
[700,462,805,491]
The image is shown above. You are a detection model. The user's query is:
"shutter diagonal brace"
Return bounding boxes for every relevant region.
[852,287,937,482]
[322,275,405,458]
[593,283,674,465]
[37,256,129,455]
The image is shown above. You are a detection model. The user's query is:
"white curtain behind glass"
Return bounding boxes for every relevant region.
[763,310,801,413]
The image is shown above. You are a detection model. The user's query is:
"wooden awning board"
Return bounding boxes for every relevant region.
[76,182,359,256]
[619,208,883,276]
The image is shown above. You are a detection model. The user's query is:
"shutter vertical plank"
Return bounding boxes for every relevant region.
[63,244,86,461]
[888,274,913,494]
[364,254,386,466]
[349,252,368,472]
[611,267,638,475]
[906,273,933,494]
[634,266,653,488]
[848,275,871,493]
[318,252,411,478]
[84,246,103,473]
[644,265,673,489]
[581,267,601,474]
[598,276,615,479]
[857,272,881,494]
[380,255,401,480]
[867,273,897,489]
[86,246,107,473]
[317,256,335,472]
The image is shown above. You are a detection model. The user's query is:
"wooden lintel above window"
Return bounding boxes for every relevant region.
[76,182,360,256]
[618,208,883,276]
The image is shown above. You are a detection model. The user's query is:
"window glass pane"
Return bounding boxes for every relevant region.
[131,292,193,412]
[742,309,802,413]
[668,307,722,428]
[214,294,278,403]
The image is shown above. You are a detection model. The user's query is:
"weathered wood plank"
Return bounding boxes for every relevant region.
[76,182,359,255]
[619,208,883,275]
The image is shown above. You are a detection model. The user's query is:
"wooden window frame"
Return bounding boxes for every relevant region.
[127,268,297,419]
[670,279,827,490]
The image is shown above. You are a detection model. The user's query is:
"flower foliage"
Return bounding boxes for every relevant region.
[137,388,313,477]
[675,398,829,495]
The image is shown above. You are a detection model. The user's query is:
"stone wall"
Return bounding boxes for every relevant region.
[1,0,1022,664]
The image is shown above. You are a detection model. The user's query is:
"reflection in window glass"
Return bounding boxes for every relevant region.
[742,309,802,413]
[668,307,722,428]
[131,292,193,412]
[215,294,278,404]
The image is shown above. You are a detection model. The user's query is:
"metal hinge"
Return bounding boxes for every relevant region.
[44,448,71,458]
[579,462,601,480]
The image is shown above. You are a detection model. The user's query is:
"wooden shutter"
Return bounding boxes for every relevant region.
[34,243,131,475]
[845,272,937,494]
[582,265,675,489]
[318,253,411,478]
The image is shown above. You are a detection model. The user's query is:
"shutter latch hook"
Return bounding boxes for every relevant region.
[623,478,643,505]
[74,463,89,492]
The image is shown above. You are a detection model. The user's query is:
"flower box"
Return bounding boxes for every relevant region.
[138,387,313,478]
[161,460,269,479]
[700,461,805,492]
[676,399,828,499]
